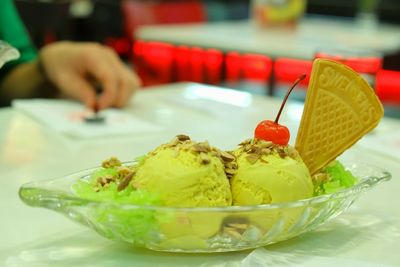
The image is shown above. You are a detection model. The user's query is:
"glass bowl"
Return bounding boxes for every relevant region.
[19,161,391,253]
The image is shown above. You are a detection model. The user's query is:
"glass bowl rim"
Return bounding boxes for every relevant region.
[19,160,392,212]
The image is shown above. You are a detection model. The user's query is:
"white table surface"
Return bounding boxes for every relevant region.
[0,83,399,266]
[136,17,400,59]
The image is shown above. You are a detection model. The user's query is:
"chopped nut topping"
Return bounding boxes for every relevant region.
[117,172,134,191]
[225,168,236,175]
[277,148,287,158]
[246,154,260,164]
[192,144,210,153]
[102,157,121,168]
[239,139,252,146]
[170,137,180,146]
[97,176,114,187]
[221,217,250,238]
[237,138,297,164]
[226,223,249,231]
[259,141,273,148]
[117,167,133,179]
[220,151,235,162]
[287,146,299,159]
[225,162,238,170]
[200,153,211,164]
[223,227,243,239]
[261,148,271,154]
[243,144,252,152]
[312,172,329,184]
[248,146,262,154]
[223,216,249,225]
[210,150,220,157]
[176,134,191,142]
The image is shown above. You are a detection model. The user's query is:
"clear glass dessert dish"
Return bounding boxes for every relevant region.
[19,161,391,253]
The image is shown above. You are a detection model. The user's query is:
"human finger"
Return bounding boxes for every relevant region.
[100,48,138,108]
[58,73,97,108]
[83,48,118,109]
[112,61,141,107]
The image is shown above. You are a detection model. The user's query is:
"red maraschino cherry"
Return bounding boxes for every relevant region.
[254,74,306,145]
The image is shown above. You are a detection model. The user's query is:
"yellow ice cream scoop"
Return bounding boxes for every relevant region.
[132,134,232,207]
[231,138,313,206]
[131,135,233,248]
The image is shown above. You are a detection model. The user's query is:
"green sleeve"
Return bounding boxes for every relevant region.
[0,0,38,81]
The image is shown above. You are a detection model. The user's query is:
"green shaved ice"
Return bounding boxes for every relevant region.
[72,169,162,245]
[323,181,345,194]
[73,179,161,205]
[89,168,118,181]
[314,161,357,196]
[325,161,357,188]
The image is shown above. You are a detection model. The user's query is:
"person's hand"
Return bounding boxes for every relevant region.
[39,41,141,110]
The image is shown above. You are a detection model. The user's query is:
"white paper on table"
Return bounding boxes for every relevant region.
[12,99,161,138]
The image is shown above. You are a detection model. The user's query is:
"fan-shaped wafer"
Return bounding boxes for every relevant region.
[295,59,384,174]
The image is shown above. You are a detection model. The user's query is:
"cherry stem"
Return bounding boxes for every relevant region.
[274,74,307,124]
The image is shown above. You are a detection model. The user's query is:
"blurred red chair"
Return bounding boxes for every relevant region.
[274,58,312,87]
[135,41,175,86]
[315,52,382,75]
[242,54,273,83]
[376,69,400,105]
[225,52,273,89]
[272,58,312,99]
[175,47,223,84]
[175,45,191,82]
[225,52,243,85]
[132,40,147,79]
[189,47,205,83]
[204,49,224,85]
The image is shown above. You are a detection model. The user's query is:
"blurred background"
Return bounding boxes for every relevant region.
[13,0,400,116]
